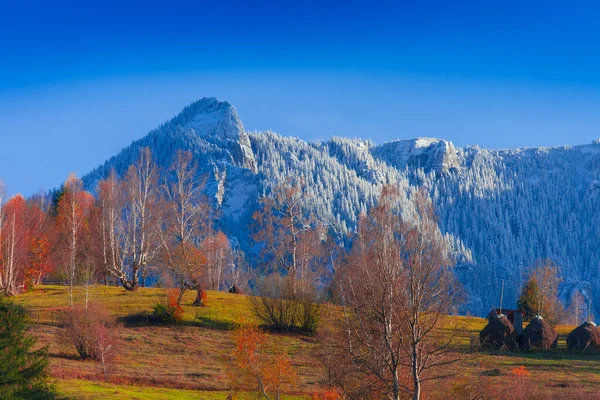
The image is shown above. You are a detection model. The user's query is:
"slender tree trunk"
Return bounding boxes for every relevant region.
[7,214,16,296]
[412,342,421,400]
[393,370,401,400]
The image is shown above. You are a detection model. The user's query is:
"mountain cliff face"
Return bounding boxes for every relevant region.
[373,138,461,175]
[82,97,600,316]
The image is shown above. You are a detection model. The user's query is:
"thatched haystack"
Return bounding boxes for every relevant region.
[567,321,600,351]
[479,314,519,350]
[519,316,558,350]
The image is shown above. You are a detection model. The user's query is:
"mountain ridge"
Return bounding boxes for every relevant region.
[81,97,600,317]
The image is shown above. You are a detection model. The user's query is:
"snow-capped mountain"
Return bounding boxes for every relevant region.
[83,97,600,316]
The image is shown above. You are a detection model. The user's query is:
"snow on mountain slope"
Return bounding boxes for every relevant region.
[81,98,600,317]
[171,98,257,172]
[373,137,461,174]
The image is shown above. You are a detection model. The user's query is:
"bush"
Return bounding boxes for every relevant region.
[311,388,343,400]
[229,322,298,398]
[250,275,323,334]
[57,302,119,363]
[298,286,323,333]
[0,297,55,399]
[152,289,184,324]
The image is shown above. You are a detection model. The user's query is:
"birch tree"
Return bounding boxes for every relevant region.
[159,150,208,304]
[56,174,93,305]
[98,148,161,291]
[201,231,230,291]
[0,194,27,296]
[252,178,323,292]
[335,187,461,400]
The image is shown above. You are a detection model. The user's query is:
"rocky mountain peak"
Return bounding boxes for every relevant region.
[172,97,256,172]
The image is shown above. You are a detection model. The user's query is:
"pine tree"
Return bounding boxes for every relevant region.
[0,297,54,399]
[517,278,541,322]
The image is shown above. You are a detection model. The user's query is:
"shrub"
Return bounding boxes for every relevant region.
[311,387,343,400]
[152,289,184,324]
[229,322,297,398]
[57,302,119,363]
[250,275,323,334]
[0,297,55,399]
[297,287,323,333]
[510,365,530,377]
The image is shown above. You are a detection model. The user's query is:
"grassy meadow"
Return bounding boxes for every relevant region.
[13,285,600,399]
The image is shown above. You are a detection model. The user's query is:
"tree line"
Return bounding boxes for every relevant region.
[1,146,470,399]
[0,148,243,305]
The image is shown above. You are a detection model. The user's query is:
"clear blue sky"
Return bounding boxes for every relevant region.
[2,0,600,196]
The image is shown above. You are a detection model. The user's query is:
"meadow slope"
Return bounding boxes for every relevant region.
[14,285,600,399]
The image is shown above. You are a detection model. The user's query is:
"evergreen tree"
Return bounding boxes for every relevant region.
[0,297,54,399]
[517,278,541,322]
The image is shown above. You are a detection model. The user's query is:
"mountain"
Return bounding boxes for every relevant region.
[82,97,600,316]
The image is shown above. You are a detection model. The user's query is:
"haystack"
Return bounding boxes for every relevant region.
[479,314,519,350]
[567,321,600,351]
[519,316,558,350]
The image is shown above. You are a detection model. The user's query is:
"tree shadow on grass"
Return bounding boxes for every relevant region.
[191,316,234,331]
[119,312,234,330]
[488,349,600,361]
[48,351,83,361]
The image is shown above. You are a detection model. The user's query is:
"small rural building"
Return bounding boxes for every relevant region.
[486,308,524,334]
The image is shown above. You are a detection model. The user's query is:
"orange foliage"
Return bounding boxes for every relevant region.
[199,289,208,307]
[172,242,206,281]
[1,195,54,294]
[510,365,530,377]
[24,203,54,288]
[231,323,297,398]
[311,387,343,400]
[167,288,184,322]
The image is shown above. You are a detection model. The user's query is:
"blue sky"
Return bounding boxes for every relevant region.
[2,1,600,195]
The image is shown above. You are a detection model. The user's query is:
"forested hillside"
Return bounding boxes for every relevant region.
[82,97,600,316]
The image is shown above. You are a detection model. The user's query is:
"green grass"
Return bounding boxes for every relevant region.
[56,379,232,400]
[14,285,600,399]
[55,380,306,400]
[16,285,317,399]
[15,285,255,328]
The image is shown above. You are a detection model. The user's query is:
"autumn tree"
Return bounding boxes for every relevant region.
[97,148,162,291]
[96,170,123,287]
[0,181,8,295]
[224,247,249,293]
[0,189,54,296]
[159,150,209,304]
[296,224,330,289]
[24,199,54,288]
[334,187,461,400]
[252,177,326,293]
[518,259,565,327]
[55,174,94,305]
[201,231,231,291]
[230,323,297,399]
[568,289,588,326]
[0,195,27,296]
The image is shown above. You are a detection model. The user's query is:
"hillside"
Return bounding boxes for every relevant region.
[81,97,600,316]
[15,285,600,399]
